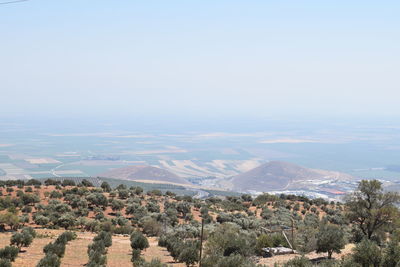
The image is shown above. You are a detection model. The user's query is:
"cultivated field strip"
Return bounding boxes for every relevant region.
[107,235,131,267]
[61,232,94,267]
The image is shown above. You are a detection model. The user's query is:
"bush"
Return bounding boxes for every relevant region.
[0,259,11,267]
[352,239,382,267]
[131,248,142,263]
[22,227,37,238]
[43,242,66,258]
[283,256,312,267]
[255,234,273,255]
[205,223,256,258]
[36,253,61,267]
[139,258,168,267]
[202,253,258,267]
[55,231,77,244]
[140,217,162,236]
[178,240,199,266]
[62,180,76,187]
[382,238,400,267]
[0,246,19,262]
[93,231,112,247]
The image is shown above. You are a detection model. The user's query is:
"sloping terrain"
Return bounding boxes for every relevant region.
[231,161,352,192]
[98,165,191,185]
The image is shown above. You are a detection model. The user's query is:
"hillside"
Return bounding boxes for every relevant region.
[0,182,346,267]
[231,161,353,192]
[97,165,191,185]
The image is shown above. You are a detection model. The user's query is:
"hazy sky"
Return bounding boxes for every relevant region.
[1,0,399,119]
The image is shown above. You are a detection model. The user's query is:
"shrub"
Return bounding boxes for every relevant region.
[34,215,50,226]
[56,231,77,244]
[352,238,382,267]
[283,256,312,267]
[0,259,11,267]
[43,242,66,258]
[22,227,36,238]
[131,248,142,263]
[140,217,162,236]
[139,258,167,267]
[93,231,112,247]
[382,238,400,267]
[202,253,258,267]
[0,246,19,262]
[62,180,76,187]
[178,240,199,266]
[100,182,111,192]
[255,234,273,255]
[36,253,61,267]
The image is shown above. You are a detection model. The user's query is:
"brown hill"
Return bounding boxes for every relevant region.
[231,161,352,192]
[98,165,191,185]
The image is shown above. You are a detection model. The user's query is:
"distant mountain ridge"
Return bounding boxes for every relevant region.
[98,165,191,185]
[230,161,352,192]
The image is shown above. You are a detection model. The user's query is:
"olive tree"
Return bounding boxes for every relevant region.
[316,223,345,259]
[346,180,400,240]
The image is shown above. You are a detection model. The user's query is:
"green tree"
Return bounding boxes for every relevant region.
[316,223,345,259]
[81,179,94,187]
[36,253,61,267]
[56,213,76,229]
[34,215,50,227]
[22,227,36,238]
[10,232,33,251]
[0,212,19,230]
[346,180,400,239]
[110,199,124,212]
[100,182,111,192]
[178,241,199,267]
[205,223,256,258]
[0,246,19,262]
[131,231,149,251]
[93,231,112,247]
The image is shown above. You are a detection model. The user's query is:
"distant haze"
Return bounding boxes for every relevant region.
[1,0,399,119]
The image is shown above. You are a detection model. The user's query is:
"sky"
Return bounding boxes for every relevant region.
[1,0,400,120]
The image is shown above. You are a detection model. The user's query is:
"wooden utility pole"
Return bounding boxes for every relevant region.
[199,219,204,267]
[291,219,294,247]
